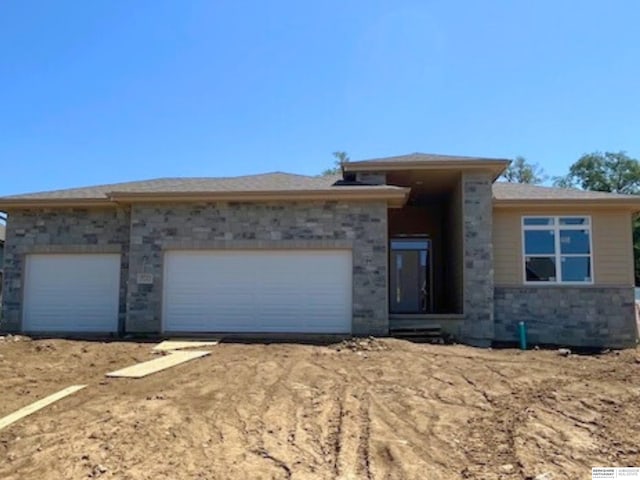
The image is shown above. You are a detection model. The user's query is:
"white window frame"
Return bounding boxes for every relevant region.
[521,215,594,285]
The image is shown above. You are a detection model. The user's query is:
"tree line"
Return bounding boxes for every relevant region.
[502,151,640,194]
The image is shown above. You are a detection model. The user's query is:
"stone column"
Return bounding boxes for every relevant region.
[1,218,21,332]
[125,205,164,333]
[460,171,495,346]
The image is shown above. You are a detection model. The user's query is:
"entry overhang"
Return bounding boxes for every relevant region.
[343,153,511,181]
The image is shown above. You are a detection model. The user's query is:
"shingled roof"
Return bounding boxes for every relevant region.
[348,152,512,164]
[492,182,640,202]
[0,173,348,200]
[1,170,638,209]
[0,172,410,208]
[344,152,511,179]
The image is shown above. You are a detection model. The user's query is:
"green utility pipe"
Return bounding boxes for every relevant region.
[518,321,527,350]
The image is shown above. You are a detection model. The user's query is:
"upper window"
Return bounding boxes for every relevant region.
[522,216,593,284]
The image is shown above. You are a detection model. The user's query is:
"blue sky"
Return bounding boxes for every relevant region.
[1,1,639,195]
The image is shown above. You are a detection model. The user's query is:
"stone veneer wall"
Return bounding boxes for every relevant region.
[460,172,495,346]
[126,201,388,334]
[495,286,638,348]
[1,208,131,332]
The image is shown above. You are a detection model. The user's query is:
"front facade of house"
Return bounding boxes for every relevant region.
[0,223,5,301]
[1,154,638,348]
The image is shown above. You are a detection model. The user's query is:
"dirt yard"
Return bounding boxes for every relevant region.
[0,336,638,480]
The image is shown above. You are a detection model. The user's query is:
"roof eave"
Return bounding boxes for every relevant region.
[343,160,510,179]
[493,198,640,211]
[0,198,115,210]
[108,188,410,207]
[0,188,410,210]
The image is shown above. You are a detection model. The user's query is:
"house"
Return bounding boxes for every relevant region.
[0,223,5,301]
[1,153,638,348]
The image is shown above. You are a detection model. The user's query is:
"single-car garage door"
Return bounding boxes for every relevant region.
[23,254,121,332]
[163,250,352,333]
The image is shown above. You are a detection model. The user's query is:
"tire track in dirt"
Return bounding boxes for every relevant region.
[323,385,346,477]
[330,387,373,480]
[318,361,379,479]
[252,447,293,479]
[288,365,352,475]
[312,361,371,479]
[458,364,543,480]
[509,375,640,477]
[248,354,309,477]
[356,393,373,480]
[254,352,361,477]
[459,372,608,479]
[459,372,495,406]
[345,353,469,479]
[367,393,458,477]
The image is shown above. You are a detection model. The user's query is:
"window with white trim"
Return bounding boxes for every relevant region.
[522,216,593,284]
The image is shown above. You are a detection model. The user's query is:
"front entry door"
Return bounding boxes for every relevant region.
[389,239,431,314]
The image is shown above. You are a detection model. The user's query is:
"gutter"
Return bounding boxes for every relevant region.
[0,187,411,210]
[0,198,115,209]
[107,188,410,207]
[493,198,640,211]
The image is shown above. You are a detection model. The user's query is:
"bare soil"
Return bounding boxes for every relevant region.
[0,336,638,480]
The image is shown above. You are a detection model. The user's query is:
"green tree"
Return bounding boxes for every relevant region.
[500,156,546,184]
[554,151,640,285]
[553,151,640,193]
[322,151,350,176]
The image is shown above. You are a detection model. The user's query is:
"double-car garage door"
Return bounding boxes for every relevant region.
[22,250,352,334]
[163,250,352,333]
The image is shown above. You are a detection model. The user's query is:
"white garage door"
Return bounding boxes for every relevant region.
[23,254,120,332]
[163,250,352,333]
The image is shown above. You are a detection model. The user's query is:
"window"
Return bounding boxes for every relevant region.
[522,216,593,284]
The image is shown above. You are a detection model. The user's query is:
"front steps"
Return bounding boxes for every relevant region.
[389,314,463,343]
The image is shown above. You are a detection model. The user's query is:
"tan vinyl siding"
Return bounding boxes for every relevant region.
[493,207,635,286]
[592,210,634,285]
[493,210,522,285]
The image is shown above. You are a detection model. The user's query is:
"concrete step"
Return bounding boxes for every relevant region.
[390,327,441,336]
[390,325,444,343]
[389,319,443,330]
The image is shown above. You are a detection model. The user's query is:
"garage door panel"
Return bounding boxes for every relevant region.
[23,254,120,332]
[163,250,352,333]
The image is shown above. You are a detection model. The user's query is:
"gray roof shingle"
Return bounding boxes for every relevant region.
[349,152,512,164]
[2,172,346,200]
[2,171,638,205]
[492,182,639,201]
